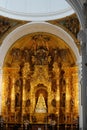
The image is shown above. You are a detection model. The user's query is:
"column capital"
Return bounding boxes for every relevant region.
[78,30,86,43]
[83,0,87,28]
[78,29,87,53]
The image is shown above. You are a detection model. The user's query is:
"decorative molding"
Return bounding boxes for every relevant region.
[0,5,74,21]
[0,22,80,67]
[0,16,27,45]
[49,14,80,39]
[66,0,85,29]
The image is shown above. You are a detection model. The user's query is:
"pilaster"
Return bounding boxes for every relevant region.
[78,29,87,130]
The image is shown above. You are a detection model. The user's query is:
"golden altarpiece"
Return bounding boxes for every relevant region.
[1,32,79,125]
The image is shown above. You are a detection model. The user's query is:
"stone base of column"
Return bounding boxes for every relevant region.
[79,128,83,130]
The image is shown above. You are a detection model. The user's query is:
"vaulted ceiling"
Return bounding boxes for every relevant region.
[0,0,74,21]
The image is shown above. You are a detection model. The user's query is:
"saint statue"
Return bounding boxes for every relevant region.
[35,93,47,113]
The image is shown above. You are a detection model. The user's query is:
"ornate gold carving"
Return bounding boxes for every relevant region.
[2,32,79,124]
[0,16,27,45]
[49,14,80,39]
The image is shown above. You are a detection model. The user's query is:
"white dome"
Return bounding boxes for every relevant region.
[0,0,74,21]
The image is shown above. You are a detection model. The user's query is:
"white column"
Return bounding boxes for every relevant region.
[78,29,87,130]
[77,62,83,129]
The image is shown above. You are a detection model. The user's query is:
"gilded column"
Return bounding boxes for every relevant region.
[53,62,60,115]
[71,67,79,121]
[48,83,52,114]
[11,67,20,121]
[56,86,60,115]
[22,78,26,116]
[0,68,2,115]
[10,77,15,114]
[2,67,10,119]
[74,67,79,115]
[65,67,71,122]
[56,73,60,116]
[22,63,29,115]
